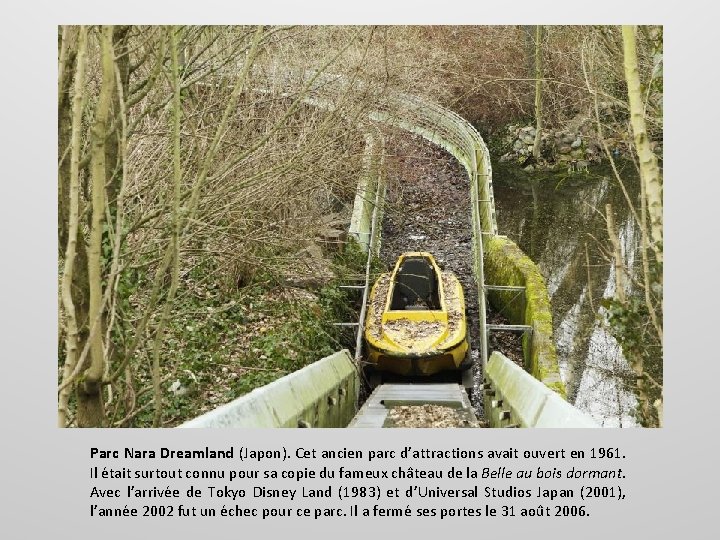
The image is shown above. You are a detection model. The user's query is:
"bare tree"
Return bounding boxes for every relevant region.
[580,25,663,426]
[58,25,404,427]
[532,25,544,159]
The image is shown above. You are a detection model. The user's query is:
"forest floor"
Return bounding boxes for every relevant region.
[125,247,364,428]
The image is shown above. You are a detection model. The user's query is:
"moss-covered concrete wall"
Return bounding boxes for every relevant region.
[484,236,566,398]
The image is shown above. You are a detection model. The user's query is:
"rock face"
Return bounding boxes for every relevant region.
[498,116,630,171]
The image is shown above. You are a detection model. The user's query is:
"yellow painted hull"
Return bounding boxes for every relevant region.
[368,341,469,376]
[364,252,470,377]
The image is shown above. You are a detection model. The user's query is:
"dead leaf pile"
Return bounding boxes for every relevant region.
[383,319,443,343]
[387,404,478,428]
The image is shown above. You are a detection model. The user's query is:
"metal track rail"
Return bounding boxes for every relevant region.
[351,127,385,363]
[248,67,496,364]
[367,92,496,369]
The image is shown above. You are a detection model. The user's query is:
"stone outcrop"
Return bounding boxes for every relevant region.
[498,115,633,172]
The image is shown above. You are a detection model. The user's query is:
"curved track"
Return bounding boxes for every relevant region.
[183,72,598,428]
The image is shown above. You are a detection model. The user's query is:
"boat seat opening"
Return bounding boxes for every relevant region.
[390,256,440,310]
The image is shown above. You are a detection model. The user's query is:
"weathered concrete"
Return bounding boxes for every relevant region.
[484,352,597,428]
[484,235,566,397]
[179,350,358,428]
[348,128,385,254]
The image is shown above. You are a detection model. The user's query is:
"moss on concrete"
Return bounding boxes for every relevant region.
[484,235,566,399]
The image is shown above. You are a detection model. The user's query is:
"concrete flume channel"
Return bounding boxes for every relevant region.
[180,79,597,429]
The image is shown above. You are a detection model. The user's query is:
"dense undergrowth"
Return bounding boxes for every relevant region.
[125,242,368,427]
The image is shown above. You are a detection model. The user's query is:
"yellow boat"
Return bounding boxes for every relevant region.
[364,252,471,384]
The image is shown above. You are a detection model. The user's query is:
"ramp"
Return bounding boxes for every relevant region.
[348,384,478,428]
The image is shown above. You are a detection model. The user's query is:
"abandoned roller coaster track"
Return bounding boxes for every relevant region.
[181,71,598,429]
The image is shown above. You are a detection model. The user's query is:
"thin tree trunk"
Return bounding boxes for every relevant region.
[654,399,663,427]
[605,204,626,303]
[77,26,115,427]
[103,26,131,415]
[185,25,265,226]
[151,25,184,428]
[58,26,78,256]
[638,147,663,343]
[58,26,87,427]
[107,26,130,205]
[532,25,543,160]
[622,25,662,265]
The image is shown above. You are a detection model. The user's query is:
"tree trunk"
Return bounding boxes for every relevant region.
[622,26,662,427]
[522,26,535,93]
[106,26,130,206]
[532,25,543,160]
[58,26,87,427]
[151,25,184,428]
[76,26,115,427]
[605,204,626,303]
[58,27,77,257]
[622,25,662,264]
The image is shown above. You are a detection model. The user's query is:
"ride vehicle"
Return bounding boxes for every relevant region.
[363,252,472,386]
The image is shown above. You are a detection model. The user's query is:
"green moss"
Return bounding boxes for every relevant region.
[542,379,566,397]
[484,236,566,399]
